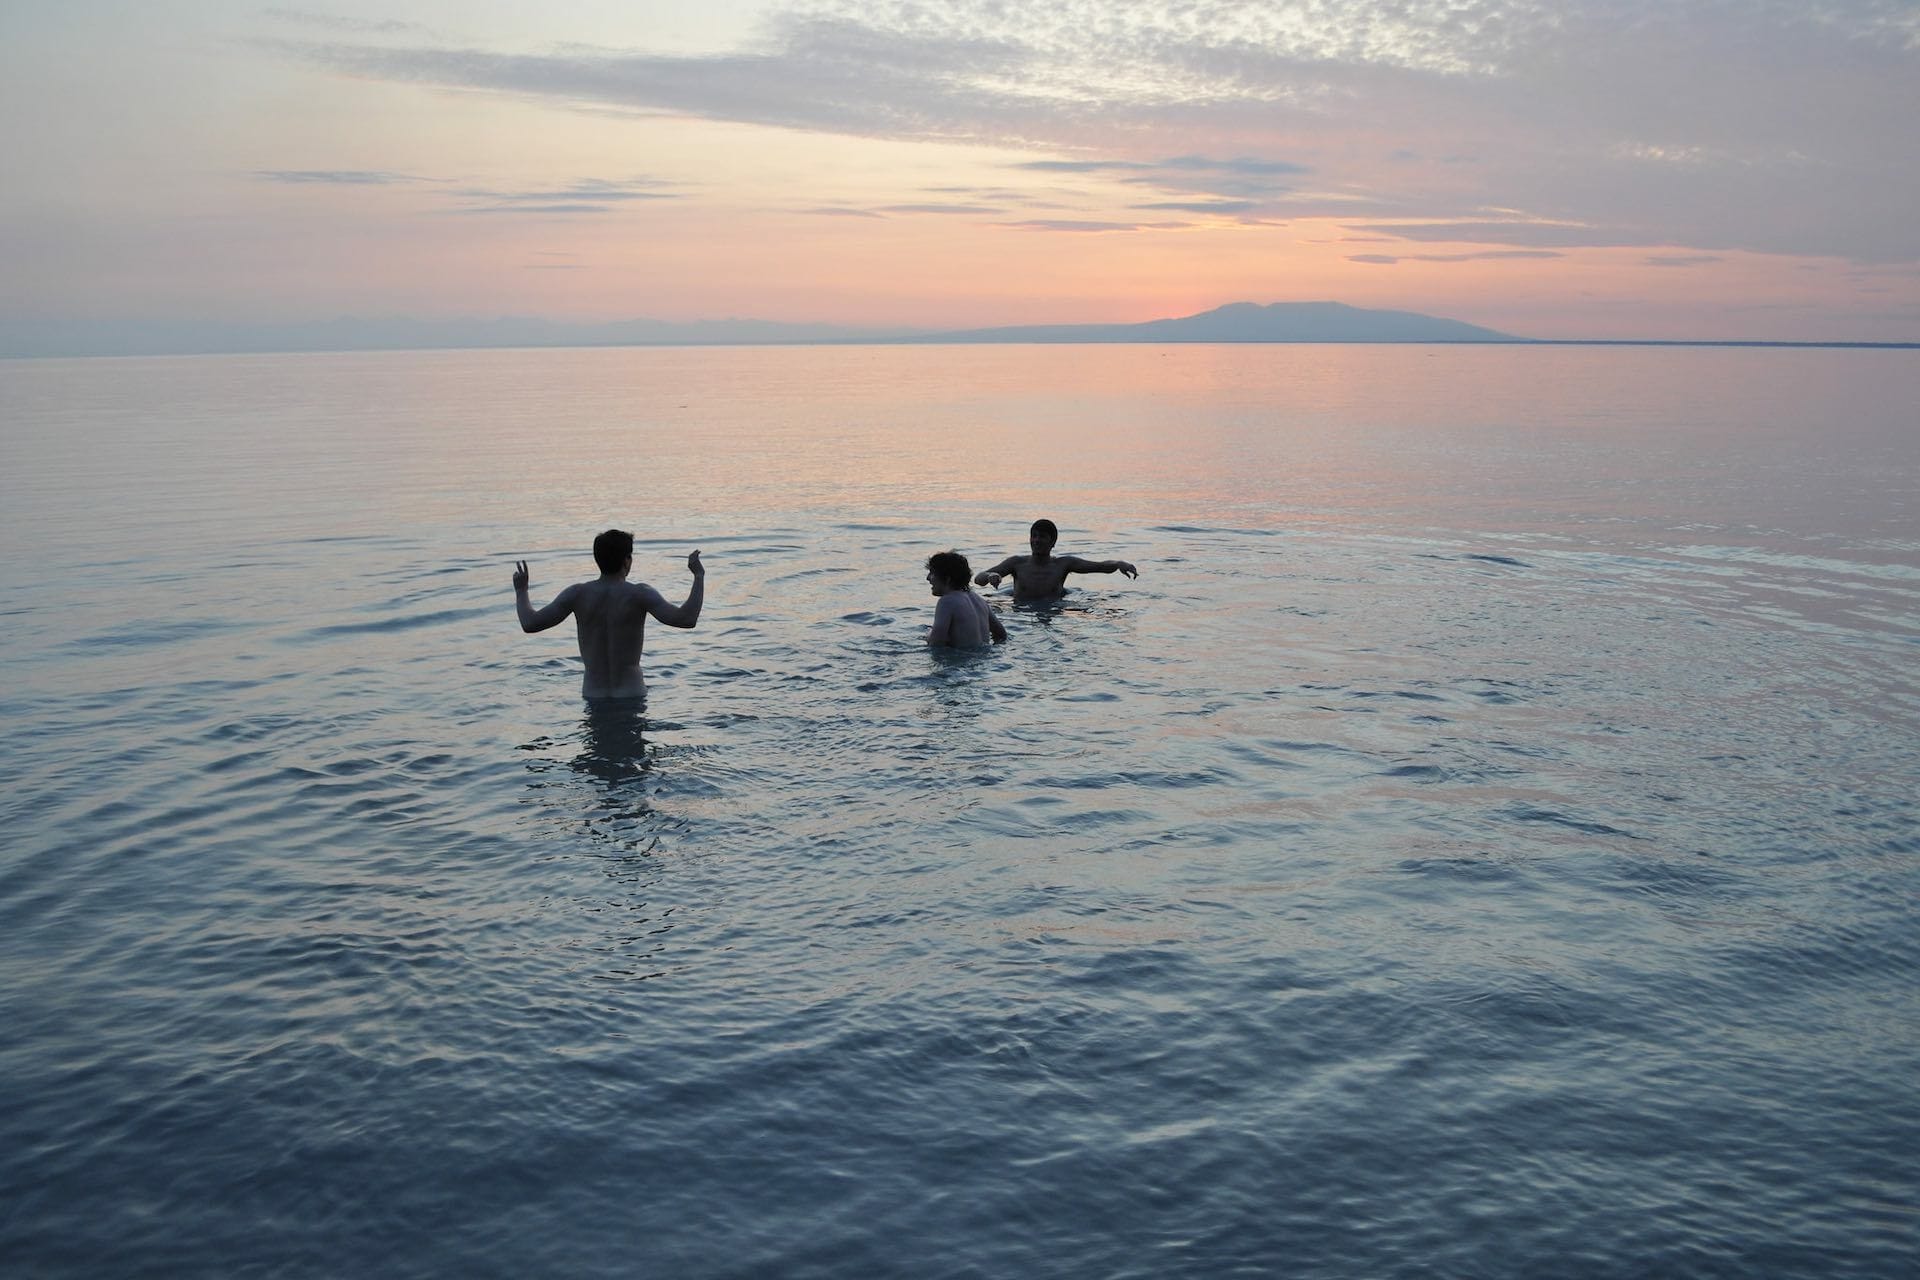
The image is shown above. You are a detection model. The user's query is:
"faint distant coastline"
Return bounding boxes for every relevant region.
[0,316,911,360]
[900,301,1512,344]
[4,303,1914,358]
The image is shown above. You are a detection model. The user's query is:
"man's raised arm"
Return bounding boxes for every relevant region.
[514,561,577,632]
[646,550,706,629]
[974,556,1021,588]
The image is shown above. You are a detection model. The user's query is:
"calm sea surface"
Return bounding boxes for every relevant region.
[2,344,1916,1277]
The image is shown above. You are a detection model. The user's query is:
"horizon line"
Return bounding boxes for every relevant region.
[7,337,1918,362]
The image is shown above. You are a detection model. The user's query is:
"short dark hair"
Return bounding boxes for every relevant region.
[1030,518,1058,541]
[593,528,634,574]
[926,550,971,590]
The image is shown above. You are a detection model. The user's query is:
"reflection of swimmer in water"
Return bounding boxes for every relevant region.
[573,700,653,786]
[974,518,1138,602]
[514,528,704,699]
[925,550,1006,648]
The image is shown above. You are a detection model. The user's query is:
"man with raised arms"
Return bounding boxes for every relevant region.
[973,518,1139,602]
[513,529,704,699]
[925,550,1006,648]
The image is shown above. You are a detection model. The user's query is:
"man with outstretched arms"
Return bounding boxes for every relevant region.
[513,529,704,699]
[974,518,1138,602]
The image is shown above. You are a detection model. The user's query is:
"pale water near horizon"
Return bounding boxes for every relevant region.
[2,345,1916,1277]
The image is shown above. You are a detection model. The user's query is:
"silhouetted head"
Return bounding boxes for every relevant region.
[926,550,972,593]
[1029,518,1058,559]
[593,528,635,575]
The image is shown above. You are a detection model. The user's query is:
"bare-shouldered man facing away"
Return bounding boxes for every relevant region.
[513,529,704,699]
[926,550,1006,647]
[974,518,1138,602]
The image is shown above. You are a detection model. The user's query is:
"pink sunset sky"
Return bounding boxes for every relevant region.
[3,0,1917,345]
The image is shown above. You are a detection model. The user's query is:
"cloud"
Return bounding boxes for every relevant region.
[445,178,682,215]
[1017,155,1305,181]
[264,8,435,37]
[1346,221,1636,250]
[273,0,1920,262]
[878,202,1003,215]
[452,203,614,215]
[1645,254,1723,267]
[1349,249,1567,264]
[254,170,428,185]
[999,219,1189,233]
[1157,155,1308,177]
[1132,199,1259,214]
[252,171,680,219]
[1015,160,1156,174]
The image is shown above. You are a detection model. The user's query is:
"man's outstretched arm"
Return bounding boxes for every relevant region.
[1061,555,1139,580]
[974,556,1022,588]
[514,561,577,632]
[646,550,706,629]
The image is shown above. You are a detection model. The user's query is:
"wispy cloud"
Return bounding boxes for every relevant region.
[254,169,430,185]
[446,178,682,215]
[264,8,436,38]
[271,0,1920,262]
[998,219,1189,233]
[452,203,613,215]
[1350,249,1566,264]
[1645,254,1723,268]
[877,202,1004,215]
[1132,199,1260,214]
[1346,221,1633,250]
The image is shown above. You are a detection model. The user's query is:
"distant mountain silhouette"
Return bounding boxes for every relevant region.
[915,301,1515,344]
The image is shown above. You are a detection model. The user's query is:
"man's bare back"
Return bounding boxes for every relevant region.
[925,550,1007,647]
[975,520,1138,602]
[515,532,704,699]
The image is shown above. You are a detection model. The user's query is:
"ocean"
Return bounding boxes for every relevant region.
[2,343,1916,1277]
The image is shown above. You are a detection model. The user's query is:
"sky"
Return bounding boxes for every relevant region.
[2,0,1917,343]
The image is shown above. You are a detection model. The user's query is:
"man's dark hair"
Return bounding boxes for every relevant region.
[927,550,972,590]
[1030,518,1058,541]
[593,528,635,574]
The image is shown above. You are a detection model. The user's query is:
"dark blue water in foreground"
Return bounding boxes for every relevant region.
[2,345,1916,1276]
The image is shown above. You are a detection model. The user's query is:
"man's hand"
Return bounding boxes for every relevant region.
[975,571,1003,588]
[1117,561,1138,579]
[687,550,704,576]
[513,560,530,592]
